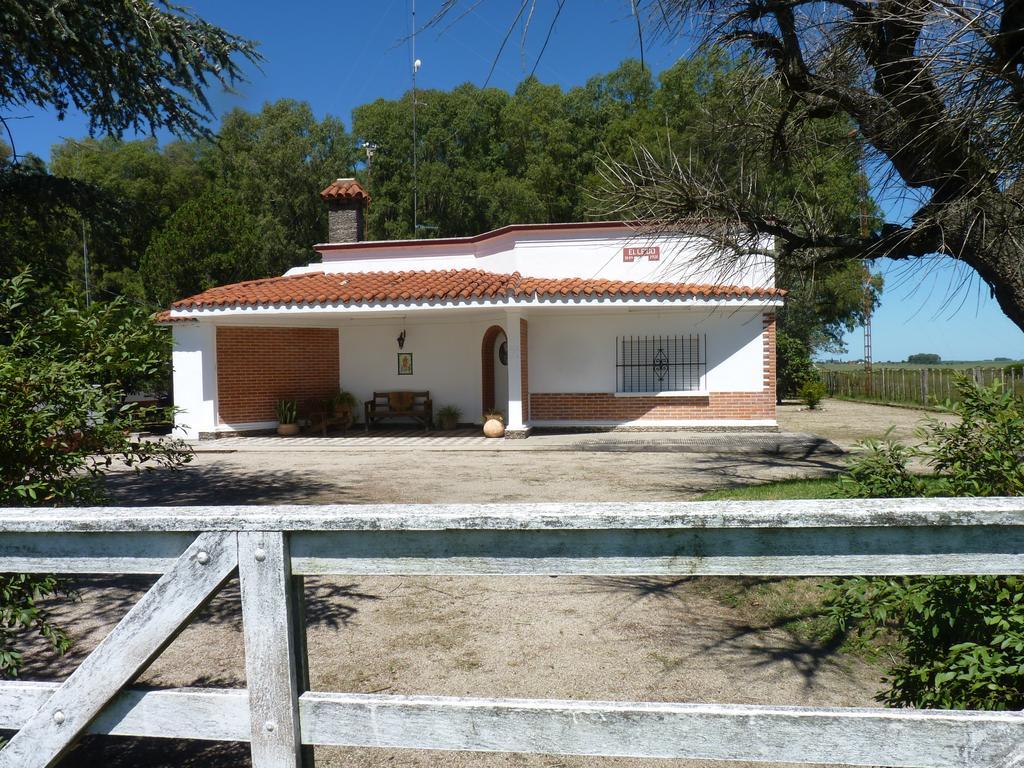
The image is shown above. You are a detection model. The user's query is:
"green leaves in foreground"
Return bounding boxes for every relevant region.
[0,271,191,506]
[826,376,1024,710]
[0,270,192,677]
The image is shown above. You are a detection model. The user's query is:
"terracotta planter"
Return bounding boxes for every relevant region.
[276,423,300,436]
[483,416,505,438]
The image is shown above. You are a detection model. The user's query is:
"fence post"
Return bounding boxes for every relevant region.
[921,369,929,404]
[239,532,307,768]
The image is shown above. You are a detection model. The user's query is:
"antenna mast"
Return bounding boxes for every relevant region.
[411,0,419,237]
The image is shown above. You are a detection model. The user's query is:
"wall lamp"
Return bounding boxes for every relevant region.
[397,329,406,349]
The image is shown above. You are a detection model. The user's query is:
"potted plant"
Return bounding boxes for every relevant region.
[437,404,461,431]
[333,390,359,429]
[482,409,505,438]
[275,399,300,436]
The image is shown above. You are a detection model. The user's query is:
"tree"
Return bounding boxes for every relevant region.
[1,1,260,145]
[618,1,1024,331]
[49,136,207,301]
[141,189,293,307]
[907,353,942,365]
[434,2,1024,332]
[199,100,356,258]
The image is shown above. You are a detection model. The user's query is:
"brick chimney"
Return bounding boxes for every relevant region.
[320,178,370,243]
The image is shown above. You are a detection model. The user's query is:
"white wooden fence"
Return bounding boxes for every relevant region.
[0,498,1022,768]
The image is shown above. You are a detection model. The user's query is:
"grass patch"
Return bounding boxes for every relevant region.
[697,477,841,501]
[698,474,946,501]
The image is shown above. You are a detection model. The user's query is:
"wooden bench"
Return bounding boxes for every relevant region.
[364,391,432,432]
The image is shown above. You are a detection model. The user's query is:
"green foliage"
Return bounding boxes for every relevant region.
[825,576,1024,709]
[826,377,1024,710]
[1,0,260,139]
[922,378,1024,496]
[836,436,927,499]
[140,188,293,307]
[776,330,818,400]
[0,573,73,677]
[0,271,190,505]
[0,270,191,678]
[437,405,462,429]
[275,399,298,425]
[908,353,942,365]
[333,391,359,410]
[798,379,827,410]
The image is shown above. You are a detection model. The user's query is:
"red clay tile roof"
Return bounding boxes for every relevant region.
[168,269,783,313]
[153,311,197,324]
[320,178,370,203]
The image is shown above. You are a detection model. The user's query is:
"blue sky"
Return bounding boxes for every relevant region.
[10,1,1024,362]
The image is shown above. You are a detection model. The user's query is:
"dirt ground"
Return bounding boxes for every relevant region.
[778,397,954,450]
[32,399,940,768]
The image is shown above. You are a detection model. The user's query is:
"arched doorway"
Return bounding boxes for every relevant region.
[481,325,508,418]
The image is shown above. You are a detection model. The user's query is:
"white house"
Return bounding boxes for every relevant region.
[160,179,783,439]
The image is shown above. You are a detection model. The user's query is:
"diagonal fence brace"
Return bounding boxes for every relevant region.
[0,531,238,768]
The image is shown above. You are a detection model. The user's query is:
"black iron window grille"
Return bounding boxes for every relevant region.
[615,334,706,393]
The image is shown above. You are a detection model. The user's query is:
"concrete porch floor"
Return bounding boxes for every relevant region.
[189,428,842,456]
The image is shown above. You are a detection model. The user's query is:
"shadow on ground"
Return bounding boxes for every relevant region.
[19,575,381,679]
[57,736,251,768]
[101,463,362,505]
[582,576,846,690]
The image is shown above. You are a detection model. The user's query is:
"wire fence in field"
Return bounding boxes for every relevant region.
[823,366,1024,407]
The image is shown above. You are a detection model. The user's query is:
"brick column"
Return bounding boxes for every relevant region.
[763,311,777,405]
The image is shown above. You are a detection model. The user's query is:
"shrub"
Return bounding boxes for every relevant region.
[0,270,189,678]
[825,376,1024,710]
[798,379,826,409]
[776,331,817,400]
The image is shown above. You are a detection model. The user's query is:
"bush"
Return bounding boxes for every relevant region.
[798,379,826,409]
[825,376,1024,710]
[0,270,190,678]
[776,330,818,400]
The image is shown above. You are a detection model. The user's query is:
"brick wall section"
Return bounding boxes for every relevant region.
[762,311,777,404]
[216,327,339,424]
[520,318,529,422]
[529,392,774,421]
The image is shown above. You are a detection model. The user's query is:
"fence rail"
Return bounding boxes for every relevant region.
[824,365,1024,407]
[0,499,1021,768]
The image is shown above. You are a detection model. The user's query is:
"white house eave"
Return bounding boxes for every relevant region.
[166,295,783,321]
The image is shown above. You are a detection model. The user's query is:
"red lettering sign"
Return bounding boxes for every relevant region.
[623,246,660,262]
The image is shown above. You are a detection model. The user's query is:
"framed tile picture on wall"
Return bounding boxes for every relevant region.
[397,352,413,375]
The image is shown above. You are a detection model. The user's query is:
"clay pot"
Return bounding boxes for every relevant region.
[276,423,300,436]
[483,416,505,438]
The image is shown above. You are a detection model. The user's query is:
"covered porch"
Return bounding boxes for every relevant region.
[170,305,530,440]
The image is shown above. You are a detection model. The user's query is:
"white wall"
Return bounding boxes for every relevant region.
[339,316,503,425]
[527,307,765,394]
[171,323,218,439]
[296,228,775,289]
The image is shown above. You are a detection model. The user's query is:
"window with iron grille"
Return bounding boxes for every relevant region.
[615,334,706,393]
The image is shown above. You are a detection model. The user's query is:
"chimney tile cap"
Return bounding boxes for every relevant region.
[320,178,371,204]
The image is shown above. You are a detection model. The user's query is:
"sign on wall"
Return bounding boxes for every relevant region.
[623,246,660,262]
